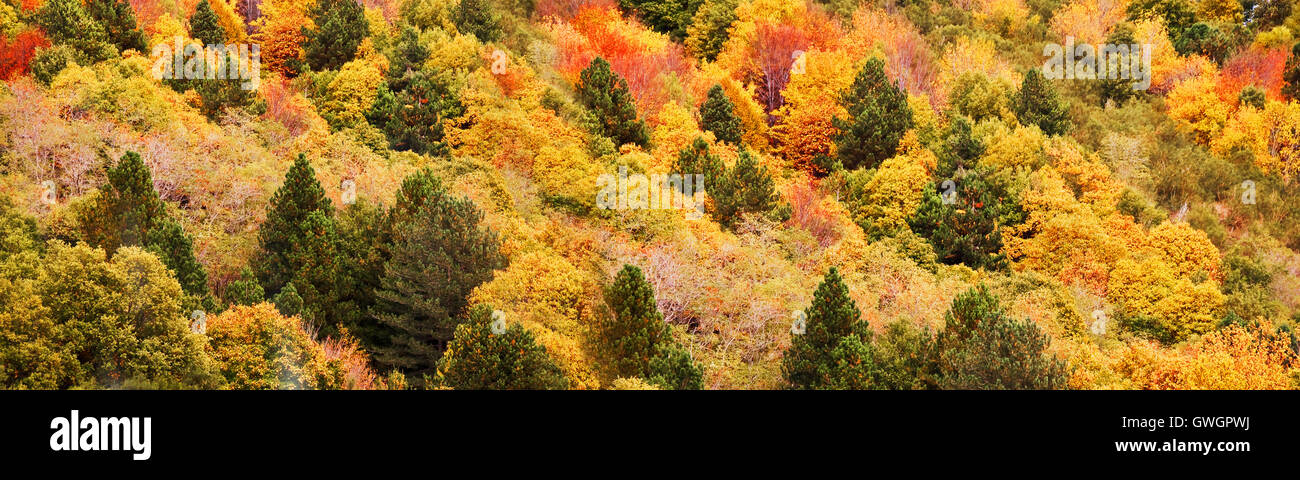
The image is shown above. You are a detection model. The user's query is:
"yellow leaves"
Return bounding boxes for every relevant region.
[972,0,1033,38]
[1145,221,1222,280]
[1107,257,1224,341]
[209,0,249,43]
[1215,100,1300,182]
[650,101,703,172]
[977,121,1047,172]
[1112,326,1293,389]
[1167,70,1229,146]
[321,58,385,127]
[1196,0,1244,23]
[1047,138,1123,216]
[853,149,930,233]
[938,36,1013,99]
[1049,0,1130,44]
[255,0,315,75]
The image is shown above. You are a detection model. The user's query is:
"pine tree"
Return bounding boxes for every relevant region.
[672,137,725,189]
[253,154,335,298]
[224,267,265,306]
[1239,85,1266,109]
[190,0,225,45]
[454,0,503,42]
[80,151,167,255]
[600,264,704,389]
[685,0,737,61]
[273,281,303,317]
[930,285,1070,389]
[86,0,147,53]
[577,57,650,148]
[620,0,705,41]
[781,267,873,389]
[386,25,429,91]
[34,0,115,62]
[283,209,354,336]
[832,58,913,171]
[302,0,369,72]
[367,70,465,155]
[700,84,743,144]
[1013,69,1069,136]
[370,171,506,380]
[909,170,1024,271]
[1099,23,1147,106]
[437,305,570,390]
[145,218,209,297]
[710,149,776,229]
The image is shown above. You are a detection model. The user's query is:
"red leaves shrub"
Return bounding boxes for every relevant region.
[0,30,50,81]
[753,21,807,117]
[1218,47,1288,103]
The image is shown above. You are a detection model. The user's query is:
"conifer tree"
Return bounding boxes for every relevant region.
[577,57,650,148]
[225,267,265,306]
[185,0,258,118]
[672,137,725,188]
[909,170,1024,271]
[1282,42,1300,100]
[303,0,369,72]
[781,267,875,389]
[370,172,506,380]
[1013,69,1069,136]
[284,209,354,336]
[145,218,209,298]
[34,0,115,62]
[437,305,569,390]
[700,84,743,144]
[684,0,737,61]
[832,58,913,170]
[600,264,704,389]
[190,0,225,45]
[253,154,335,298]
[710,149,776,229]
[273,281,303,317]
[620,0,705,42]
[454,0,503,42]
[1098,24,1145,106]
[368,70,464,155]
[80,151,167,255]
[87,0,147,53]
[929,285,1070,389]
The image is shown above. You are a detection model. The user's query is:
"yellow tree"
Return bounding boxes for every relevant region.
[254,0,314,75]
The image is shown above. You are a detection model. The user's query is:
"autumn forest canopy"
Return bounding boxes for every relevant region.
[3,0,1300,390]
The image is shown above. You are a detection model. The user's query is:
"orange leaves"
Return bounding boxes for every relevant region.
[0,29,49,81]
[253,0,314,75]
[1217,47,1289,104]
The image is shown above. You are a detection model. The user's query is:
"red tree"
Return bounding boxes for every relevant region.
[753,21,808,121]
[0,30,50,81]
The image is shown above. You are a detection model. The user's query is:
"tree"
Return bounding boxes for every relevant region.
[672,137,725,185]
[929,285,1070,389]
[710,149,777,229]
[33,0,115,63]
[1014,69,1070,136]
[437,305,570,390]
[781,267,875,389]
[370,170,506,381]
[367,69,465,155]
[1282,41,1300,100]
[454,0,503,42]
[86,0,147,53]
[1099,23,1148,105]
[302,0,369,71]
[684,0,737,61]
[191,0,225,45]
[833,58,913,170]
[576,57,650,148]
[252,154,335,298]
[700,84,743,144]
[224,267,265,306]
[145,218,210,299]
[79,151,167,256]
[600,264,703,389]
[619,0,704,41]
[909,169,1025,271]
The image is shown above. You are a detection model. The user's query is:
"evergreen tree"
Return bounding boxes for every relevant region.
[576,57,650,148]
[145,218,209,297]
[781,267,874,389]
[253,154,335,298]
[600,264,703,389]
[367,70,465,155]
[190,0,225,46]
[1099,24,1148,106]
[283,209,354,336]
[370,171,506,380]
[935,115,984,178]
[909,169,1025,271]
[224,267,265,306]
[832,58,913,170]
[1239,85,1266,109]
[437,305,569,390]
[34,0,116,62]
[302,0,370,71]
[684,0,737,61]
[646,343,704,390]
[929,285,1070,389]
[710,149,776,229]
[700,84,743,144]
[334,200,393,350]
[86,0,147,54]
[454,0,503,42]
[80,151,167,255]
[386,26,429,91]
[620,0,705,41]
[1013,69,1069,136]
[272,281,303,317]
[672,137,725,189]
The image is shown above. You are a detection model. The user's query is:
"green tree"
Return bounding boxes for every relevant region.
[190,0,225,45]
[929,285,1069,389]
[367,70,465,155]
[832,58,913,170]
[577,57,650,148]
[454,0,503,42]
[909,170,1024,271]
[600,264,703,389]
[224,267,265,307]
[620,0,705,41]
[710,149,777,229]
[303,0,370,71]
[33,0,115,62]
[685,0,738,61]
[672,137,725,188]
[1013,69,1069,136]
[87,0,147,53]
[781,267,875,389]
[273,281,304,317]
[370,171,506,381]
[185,0,258,118]
[1099,23,1149,105]
[79,151,167,255]
[253,154,335,298]
[437,305,569,389]
[1282,42,1300,100]
[700,84,743,144]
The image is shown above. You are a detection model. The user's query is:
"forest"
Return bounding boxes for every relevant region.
[1,0,1299,390]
